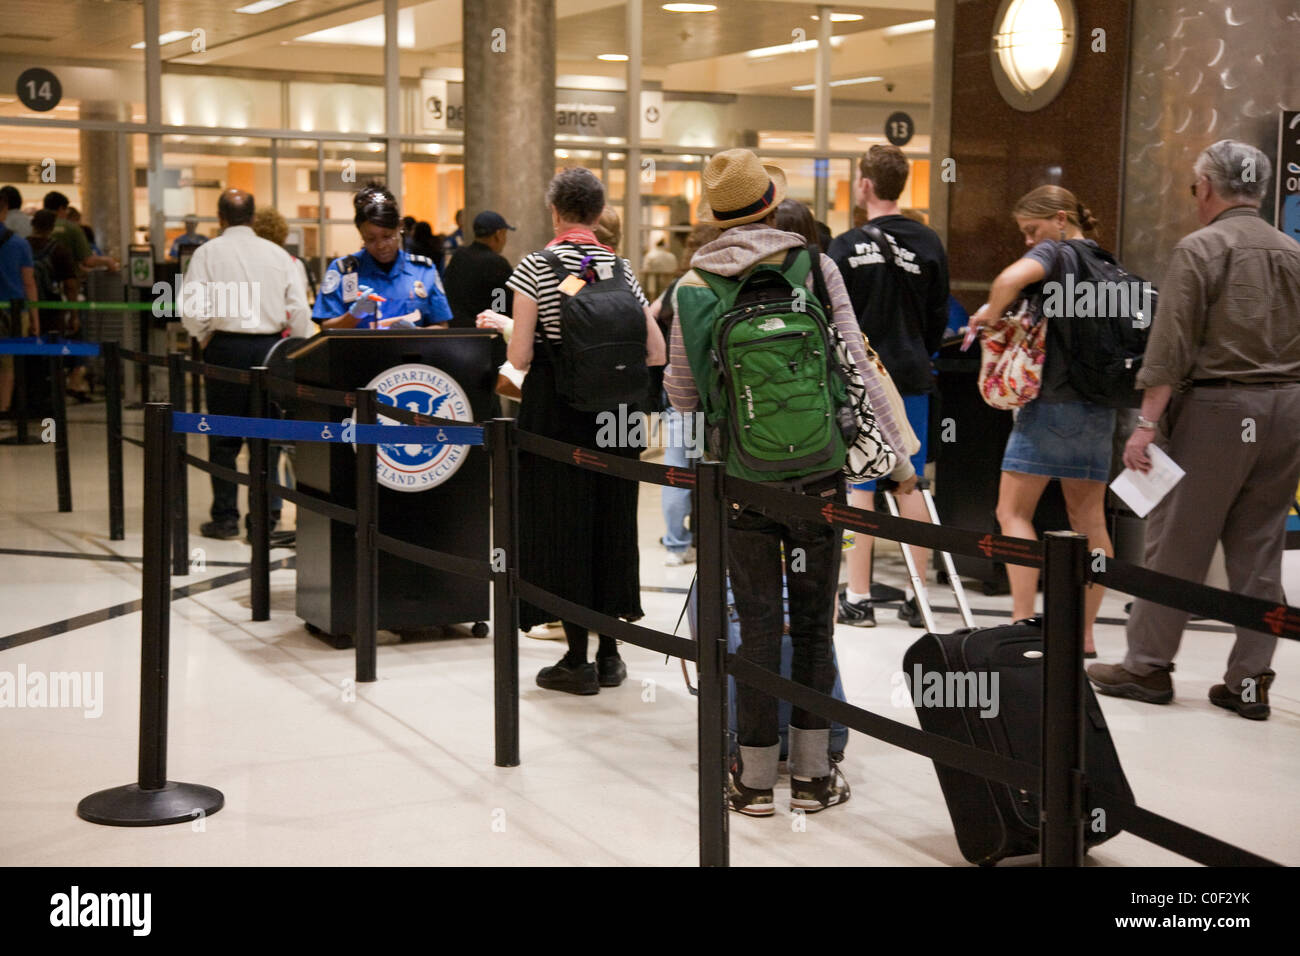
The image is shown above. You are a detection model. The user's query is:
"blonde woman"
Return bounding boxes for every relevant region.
[967,185,1115,657]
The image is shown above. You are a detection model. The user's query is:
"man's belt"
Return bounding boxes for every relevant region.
[1189,379,1300,389]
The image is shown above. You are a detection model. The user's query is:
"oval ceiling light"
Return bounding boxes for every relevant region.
[598,53,629,61]
[990,0,1077,111]
[811,12,864,21]
[663,3,718,11]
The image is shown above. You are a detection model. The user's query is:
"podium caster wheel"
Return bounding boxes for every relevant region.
[472,622,489,638]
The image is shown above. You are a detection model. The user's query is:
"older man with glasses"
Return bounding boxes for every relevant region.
[1088,140,1300,721]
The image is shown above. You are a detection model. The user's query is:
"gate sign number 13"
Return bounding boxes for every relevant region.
[885,111,914,147]
[17,68,62,112]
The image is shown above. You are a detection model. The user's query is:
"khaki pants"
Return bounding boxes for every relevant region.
[1125,384,1300,689]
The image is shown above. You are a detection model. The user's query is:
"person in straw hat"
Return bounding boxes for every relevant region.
[664,149,918,817]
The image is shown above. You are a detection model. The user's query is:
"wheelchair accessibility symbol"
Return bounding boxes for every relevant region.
[320,425,334,440]
[197,417,212,433]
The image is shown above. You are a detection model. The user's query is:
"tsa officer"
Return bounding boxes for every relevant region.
[314,182,452,330]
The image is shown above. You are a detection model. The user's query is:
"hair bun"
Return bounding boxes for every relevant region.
[1077,203,1099,233]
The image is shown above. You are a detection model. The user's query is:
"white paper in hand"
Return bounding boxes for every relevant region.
[1109,444,1185,518]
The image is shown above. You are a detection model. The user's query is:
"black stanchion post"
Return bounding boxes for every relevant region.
[354,388,379,682]
[488,418,520,767]
[248,366,271,622]
[103,341,125,540]
[49,354,72,512]
[695,459,729,867]
[167,353,189,577]
[77,403,224,826]
[1040,530,1088,867]
[189,337,202,414]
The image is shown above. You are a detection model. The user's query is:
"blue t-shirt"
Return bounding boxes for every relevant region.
[1022,238,1096,403]
[0,226,34,303]
[312,248,451,328]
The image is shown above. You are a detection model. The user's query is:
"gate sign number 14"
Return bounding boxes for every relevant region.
[17,68,62,112]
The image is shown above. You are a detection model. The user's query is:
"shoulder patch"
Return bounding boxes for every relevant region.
[408,253,434,267]
[320,269,341,294]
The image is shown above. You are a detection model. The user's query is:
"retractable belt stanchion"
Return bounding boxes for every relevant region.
[488,418,521,768]
[167,353,189,577]
[103,341,125,540]
[189,337,203,416]
[248,366,271,622]
[1040,530,1088,867]
[695,460,729,867]
[77,403,225,826]
[354,388,379,683]
[49,352,72,512]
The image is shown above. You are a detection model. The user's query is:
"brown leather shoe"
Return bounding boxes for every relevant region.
[1086,661,1173,704]
[1209,673,1273,721]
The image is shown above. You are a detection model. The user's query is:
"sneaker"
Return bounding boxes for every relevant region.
[790,765,851,813]
[726,771,775,817]
[664,545,697,566]
[596,654,627,687]
[1209,673,1273,720]
[897,596,926,628]
[1086,661,1174,704]
[536,655,599,695]
[199,520,240,540]
[837,591,876,627]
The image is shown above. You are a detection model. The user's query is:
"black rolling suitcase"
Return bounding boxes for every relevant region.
[903,622,1134,866]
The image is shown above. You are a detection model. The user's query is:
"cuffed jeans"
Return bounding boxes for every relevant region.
[727,472,844,759]
[660,404,695,551]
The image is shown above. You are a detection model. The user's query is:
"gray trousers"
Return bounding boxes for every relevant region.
[1125,384,1300,689]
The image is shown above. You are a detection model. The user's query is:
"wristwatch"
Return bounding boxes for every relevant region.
[1135,416,1158,430]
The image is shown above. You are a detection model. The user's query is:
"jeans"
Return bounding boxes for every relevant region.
[660,404,695,552]
[726,473,844,748]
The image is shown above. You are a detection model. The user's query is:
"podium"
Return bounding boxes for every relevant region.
[289,328,498,645]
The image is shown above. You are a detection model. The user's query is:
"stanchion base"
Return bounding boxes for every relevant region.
[77,781,224,827]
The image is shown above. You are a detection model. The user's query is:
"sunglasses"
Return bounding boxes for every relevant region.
[1189,179,1200,199]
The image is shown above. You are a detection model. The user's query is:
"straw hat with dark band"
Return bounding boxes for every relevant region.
[698,149,787,228]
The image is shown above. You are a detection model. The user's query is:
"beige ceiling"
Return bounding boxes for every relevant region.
[0,0,935,102]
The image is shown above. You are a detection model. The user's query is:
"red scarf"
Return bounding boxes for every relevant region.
[547,227,614,254]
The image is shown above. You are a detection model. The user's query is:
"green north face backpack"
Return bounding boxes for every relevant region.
[678,245,851,483]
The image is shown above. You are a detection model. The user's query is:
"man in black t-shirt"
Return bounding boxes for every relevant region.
[828,145,950,629]
[443,210,515,328]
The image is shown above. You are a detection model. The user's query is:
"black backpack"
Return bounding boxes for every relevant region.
[32,239,63,304]
[539,246,649,413]
[1057,240,1156,409]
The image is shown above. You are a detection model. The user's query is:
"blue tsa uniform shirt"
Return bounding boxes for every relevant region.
[313,248,452,328]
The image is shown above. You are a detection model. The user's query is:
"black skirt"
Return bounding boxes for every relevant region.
[516,356,644,631]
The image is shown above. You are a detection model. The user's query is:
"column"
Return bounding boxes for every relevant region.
[79,101,129,262]
[463,0,556,262]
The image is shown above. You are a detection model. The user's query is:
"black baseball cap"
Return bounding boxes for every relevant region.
[473,211,516,237]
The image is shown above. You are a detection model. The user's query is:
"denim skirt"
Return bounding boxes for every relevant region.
[1001,399,1116,482]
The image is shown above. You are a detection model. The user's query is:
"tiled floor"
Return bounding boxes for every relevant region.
[2,403,1297,866]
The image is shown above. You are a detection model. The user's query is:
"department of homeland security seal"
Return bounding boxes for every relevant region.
[364,363,473,492]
